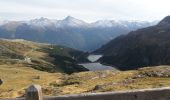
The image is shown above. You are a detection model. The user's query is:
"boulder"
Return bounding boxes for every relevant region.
[0,79,3,85]
[93,85,104,91]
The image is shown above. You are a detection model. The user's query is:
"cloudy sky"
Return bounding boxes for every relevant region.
[0,0,169,22]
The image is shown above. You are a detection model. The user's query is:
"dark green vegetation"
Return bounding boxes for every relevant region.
[40,45,89,74]
[96,16,170,70]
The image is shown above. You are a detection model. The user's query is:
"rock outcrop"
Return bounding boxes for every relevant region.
[0,79,3,85]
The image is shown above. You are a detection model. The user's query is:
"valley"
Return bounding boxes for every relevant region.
[1,0,170,100]
[0,16,170,99]
[1,38,170,99]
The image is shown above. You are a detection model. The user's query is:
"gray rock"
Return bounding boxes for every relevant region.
[0,79,3,85]
[93,85,105,91]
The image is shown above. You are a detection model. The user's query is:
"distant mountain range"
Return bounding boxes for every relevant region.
[0,16,157,51]
[96,16,170,70]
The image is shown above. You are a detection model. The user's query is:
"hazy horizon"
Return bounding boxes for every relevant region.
[0,0,169,22]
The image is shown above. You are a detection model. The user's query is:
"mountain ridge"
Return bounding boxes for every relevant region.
[0,16,157,28]
[0,16,157,51]
[95,16,170,70]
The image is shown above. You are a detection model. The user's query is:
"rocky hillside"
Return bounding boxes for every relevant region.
[96,16,170,70]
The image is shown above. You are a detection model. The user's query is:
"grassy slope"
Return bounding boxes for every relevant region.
[0,39,88,73]
[1,63,170,98]
[47,65,170,96]
[0,39,64,72]
[1,39,170,98]
[0,39,87,98]
[0,64,64,98]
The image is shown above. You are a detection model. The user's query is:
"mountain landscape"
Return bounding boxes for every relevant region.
[1,16,170,99]
[0,16,157,51]
[1,39,170,98]
[0,16,170,98]
[96,16,170,70]
[1,0,170,99]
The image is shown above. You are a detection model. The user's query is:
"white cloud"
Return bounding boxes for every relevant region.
[0,0,169,22]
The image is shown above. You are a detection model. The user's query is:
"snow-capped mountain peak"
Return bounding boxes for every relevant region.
[0,16,158,51]
[0,16,158,29]
[29,17,55,26]
[91,20,128,28]
[64,16,76,21]
[91,20,158,28]
[30,17,49,23]
[59,16,88,27]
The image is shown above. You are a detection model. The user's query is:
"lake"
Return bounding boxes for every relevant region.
[87,54,103,62]
[79,54,116,71]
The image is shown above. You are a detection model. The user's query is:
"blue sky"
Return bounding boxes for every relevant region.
[0,0,170,22]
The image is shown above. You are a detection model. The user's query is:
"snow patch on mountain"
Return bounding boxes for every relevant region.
[55,16,89,27]
[91,20,157,28]
[0,16,158,29]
